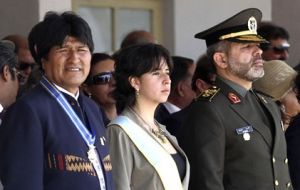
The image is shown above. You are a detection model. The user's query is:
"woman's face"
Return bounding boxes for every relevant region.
[88,59,116,107]
[281,89,300,117]
[133,60,171,106]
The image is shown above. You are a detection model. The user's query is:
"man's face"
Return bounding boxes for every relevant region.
[227,42,264,82]
[42,36,91,94]
[261,38,289,61]
[17,48,35,84]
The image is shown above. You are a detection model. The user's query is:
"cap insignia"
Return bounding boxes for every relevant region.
[228,92,241,104]
[248,16,257,33]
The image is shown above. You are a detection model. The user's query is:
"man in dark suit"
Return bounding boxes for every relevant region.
[155,56,196,125]
[164,54,215,143]
[0,12,114,190]
[0,40,19,125]
[181,8,292,190]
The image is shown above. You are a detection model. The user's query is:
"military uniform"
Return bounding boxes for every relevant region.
[181,77,292,190]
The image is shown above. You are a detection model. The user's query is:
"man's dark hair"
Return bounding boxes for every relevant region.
[28,11,94,66]
[258,23,289,51]
[0,41,18,80]
[120,30,155,49]
[192,54,216,91]
[170,56,194,92]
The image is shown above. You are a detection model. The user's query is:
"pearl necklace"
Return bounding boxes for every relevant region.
[129,107,168,144]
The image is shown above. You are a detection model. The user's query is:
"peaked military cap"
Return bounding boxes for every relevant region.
[195,8,268,47]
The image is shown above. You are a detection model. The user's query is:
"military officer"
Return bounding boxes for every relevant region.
[181,8,292,190]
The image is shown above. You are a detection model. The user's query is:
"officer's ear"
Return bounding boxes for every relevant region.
[213,52,228,69]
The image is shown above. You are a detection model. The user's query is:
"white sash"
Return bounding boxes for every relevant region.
[109,116,183,190]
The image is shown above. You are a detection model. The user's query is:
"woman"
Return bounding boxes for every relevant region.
[108,43,190,190]
[84,53,117,124]
[253,59,300,129]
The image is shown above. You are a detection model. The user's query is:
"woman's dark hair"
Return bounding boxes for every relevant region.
[84,53,114,84]
[28,11,94,66]
[113,43,173,113]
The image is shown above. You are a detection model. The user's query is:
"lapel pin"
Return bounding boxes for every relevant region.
[243,133,250,141]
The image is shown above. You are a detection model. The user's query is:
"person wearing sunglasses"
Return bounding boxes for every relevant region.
[0,40,19,125]
[3,35,36,85]
[258,22,290,61]
[83,53,117,125]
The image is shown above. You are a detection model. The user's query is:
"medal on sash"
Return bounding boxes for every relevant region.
[40,76,106,190]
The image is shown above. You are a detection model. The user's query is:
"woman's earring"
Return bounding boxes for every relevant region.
[136,89,140,98]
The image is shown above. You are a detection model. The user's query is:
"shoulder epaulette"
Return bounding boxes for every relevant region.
[196,86,220,102]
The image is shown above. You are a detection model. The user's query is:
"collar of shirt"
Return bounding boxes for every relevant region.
[217,76,248,97]
[53,84,79,100]
[0,103,3,113]
[163,101,181,114]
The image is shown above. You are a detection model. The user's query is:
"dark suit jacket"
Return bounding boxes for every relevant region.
[286,114,300,190]
[0,84,114,190]
[155,103,171,125]
[164,105,192,145]
[181,78,292,190]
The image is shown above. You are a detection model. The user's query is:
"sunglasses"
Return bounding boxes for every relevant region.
[12,67,25,82]
[18,62,35,71]
[89,72,114,85]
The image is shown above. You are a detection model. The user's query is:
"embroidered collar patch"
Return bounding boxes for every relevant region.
[228,92,241,104]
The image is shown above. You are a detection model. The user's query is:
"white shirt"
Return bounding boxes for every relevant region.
[163,102,181,114]
[53,84,79,100]
[0,103,3,126]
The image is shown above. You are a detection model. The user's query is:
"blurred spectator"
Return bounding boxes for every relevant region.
[164,54,216,142]
[258,23,290,61]
[0,40,19,124]
[253,60,300,129]
[2,35,35,85]
[155,56,196,124]
[83,53,116,125]
[285,71,300,190]
[120,30,156,49]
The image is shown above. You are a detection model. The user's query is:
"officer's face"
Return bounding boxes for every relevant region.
[42,36,91,94]
[226,42,264,82]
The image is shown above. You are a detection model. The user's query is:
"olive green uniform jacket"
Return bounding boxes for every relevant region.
[181,78,292,190]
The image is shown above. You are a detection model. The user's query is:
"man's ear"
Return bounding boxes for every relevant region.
[195,79,211,93]
[41,58,47,70]
[176,81,185,97]
[1,65,10,81]
[213,52,228,69]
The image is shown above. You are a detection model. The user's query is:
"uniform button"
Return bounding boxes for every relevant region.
[275,180,279,186]
[285,158,288,164]
[272,157,276,163]
[286,182,291,187]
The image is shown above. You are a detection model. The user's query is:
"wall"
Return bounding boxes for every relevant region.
[172,0,271,61]
[273,0,300,67]
[0,0,39,38]
[0,0,71,39]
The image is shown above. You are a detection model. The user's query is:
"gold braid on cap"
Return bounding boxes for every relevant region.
[219,30,257,40]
